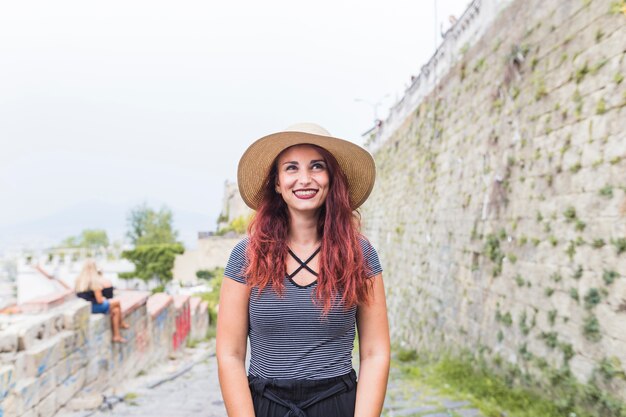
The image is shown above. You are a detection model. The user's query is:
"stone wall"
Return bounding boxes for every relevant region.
[0,290,209,417]
[361,0,625,400]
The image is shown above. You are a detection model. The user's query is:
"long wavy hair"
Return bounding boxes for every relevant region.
[244,144,372,315]
[75,259,104,293]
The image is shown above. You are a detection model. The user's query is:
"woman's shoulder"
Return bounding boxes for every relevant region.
[230,237,250,258]
[225,237,250,284]
[358,235,378,254]
[358,236,383,276]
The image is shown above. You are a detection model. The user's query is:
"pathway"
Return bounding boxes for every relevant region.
[58,341,484,417]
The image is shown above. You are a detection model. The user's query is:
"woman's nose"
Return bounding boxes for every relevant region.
[298,170,312,185]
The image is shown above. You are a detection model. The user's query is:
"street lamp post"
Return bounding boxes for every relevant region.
[354,94,390,122]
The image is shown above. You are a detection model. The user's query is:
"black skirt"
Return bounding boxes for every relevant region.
[248,369,357,417]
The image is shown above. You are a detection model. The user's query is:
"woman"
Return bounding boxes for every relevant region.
[217,123,390,417]
[75,260,129,343]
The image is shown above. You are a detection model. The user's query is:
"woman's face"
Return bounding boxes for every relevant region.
[275,145,330,216]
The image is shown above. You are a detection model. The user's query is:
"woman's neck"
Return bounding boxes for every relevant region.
[287,211,321,246]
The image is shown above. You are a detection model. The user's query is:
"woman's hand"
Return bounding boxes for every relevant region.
[355,273,390,417]
[216,277,255,417]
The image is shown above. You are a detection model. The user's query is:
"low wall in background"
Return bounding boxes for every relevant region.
[0,290,209,417]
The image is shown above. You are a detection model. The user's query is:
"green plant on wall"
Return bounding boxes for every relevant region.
[572,265,583,279]
[484,233,504,277]
[584,288,602,309]
[574,62,590,83]
[598,357,626,381]
[519,311,531,335]
[539,331,559,348]
[582,314,602,342]
[560,342,574,363]
[548,309,557,325]
[599,185,613,198]
[602,270,619,285]
[565,241,577,260]
[612,238,626,255]
[592,239,606,249]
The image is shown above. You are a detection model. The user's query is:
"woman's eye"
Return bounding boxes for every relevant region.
[312,163,326,170]
[285,165,297,171]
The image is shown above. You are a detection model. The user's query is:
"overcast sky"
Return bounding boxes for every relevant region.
[0,0,469,238]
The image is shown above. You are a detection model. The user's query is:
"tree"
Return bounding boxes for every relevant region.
[80,229,109,248]
[119,243,185,287]
[126,203,178,246]
[60,229,109,248]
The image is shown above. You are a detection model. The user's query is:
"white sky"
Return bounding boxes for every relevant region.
[0,0,469,233]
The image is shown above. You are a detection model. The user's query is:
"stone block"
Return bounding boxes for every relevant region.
[35,392,56,417]
[20,408,37,417]
[11,377,39,415]
[147,293,172,318]
[597,304,626,343]
[0,365,15,402]
[88,314,106,337]
[569,354,596,383]
[35,367,56,402]
[0,326,18,354]
[0,352,26,381]
[67,392,103,411]
[54,351,87,383]
[55,331,77,359]
[24,337,61,378]
[50,311,66,335]
[1,393,20,417]
[62,299,91,333]
[85,357,109,385]
[56,368,86,407]
[15,318,46,352]
[117,290,151,318]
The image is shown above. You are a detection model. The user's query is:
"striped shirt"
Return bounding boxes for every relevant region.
[224,237,383,380]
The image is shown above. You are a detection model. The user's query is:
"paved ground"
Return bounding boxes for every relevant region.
[90,355,226,417]
[381,365,483,417]
[58,341,484,417]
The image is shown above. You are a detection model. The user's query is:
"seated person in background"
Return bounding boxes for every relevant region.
[75,260,129,343]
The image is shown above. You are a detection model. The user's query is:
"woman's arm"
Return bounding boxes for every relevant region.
[355,273,390,417]
[216,277,254,417]
[93,289,105,304]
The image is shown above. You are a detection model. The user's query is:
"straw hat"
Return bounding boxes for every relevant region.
[237,123,376,210]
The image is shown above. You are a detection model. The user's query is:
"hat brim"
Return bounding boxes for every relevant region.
[237,131,376,210]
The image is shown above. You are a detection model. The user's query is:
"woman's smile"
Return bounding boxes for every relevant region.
[293,188,319,199]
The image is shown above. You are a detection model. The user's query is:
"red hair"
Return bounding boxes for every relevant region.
[244,145,373,315]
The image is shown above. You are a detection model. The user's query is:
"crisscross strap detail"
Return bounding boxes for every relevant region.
[287,247,320,279]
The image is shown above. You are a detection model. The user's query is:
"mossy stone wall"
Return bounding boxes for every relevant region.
[362,0,626,399]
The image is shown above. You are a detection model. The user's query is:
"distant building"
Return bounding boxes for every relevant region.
[216,180,252,231]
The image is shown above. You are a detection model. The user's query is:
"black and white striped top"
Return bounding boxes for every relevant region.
[224,237,383,380]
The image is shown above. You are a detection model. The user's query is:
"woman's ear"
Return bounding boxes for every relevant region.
[275,182,281,194]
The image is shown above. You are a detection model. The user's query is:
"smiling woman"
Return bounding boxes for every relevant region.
[216,123,390,417]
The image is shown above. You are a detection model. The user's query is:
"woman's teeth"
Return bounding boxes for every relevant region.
[294,190,317,197]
